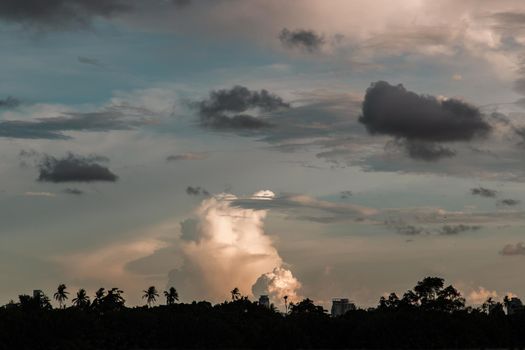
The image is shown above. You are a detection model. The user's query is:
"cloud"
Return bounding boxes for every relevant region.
[186,186,210,197]
[397,139,457,161]
[0,96,20,109]
[500,242,525,256]
[471,187,497,198]
[340,190,352,199]
[359,81,491,143]
[231,191,378,223]
[196,85,289,130]
[0,106,153,140]
[468,287,498,305]
[168,192,301,304]
[78,56,104,68]
[278,28,324,52]
[166,152,208,161]
[37,153,118,183]
[0,0,131,30]
[54,235,169,295]
[385,218,481,236]
[385,220,428,235]
[63,188,84,195]
[498,199,520,206]
[438,224,481,235]
[252,267,302,302]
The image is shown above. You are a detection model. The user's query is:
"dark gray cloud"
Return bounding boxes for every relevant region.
[185,186,210,197]
[500,242,525,256]
[196,85,289,130]
[0,96,20,109]
[340,190,352,199]
[398,140,456,161]
[393,223,428,235]
[385,218,481,236]
[279,28,325,52]
[384,218,429,235]
[78,56,104,68]
[0,0,131,30]
[63,188,84,195]
[471,186,497,198]
[498,198,521,206]
[38,153,118,183]
[359,81,491,142]
[438,224,481,235]
[0,107,151,140]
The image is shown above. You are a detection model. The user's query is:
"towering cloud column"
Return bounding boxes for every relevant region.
[169,191,301,305]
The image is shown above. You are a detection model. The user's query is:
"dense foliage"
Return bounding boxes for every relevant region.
[1,277,524,349]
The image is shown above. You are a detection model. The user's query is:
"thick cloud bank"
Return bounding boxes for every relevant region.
[0,0,130,29]
[168,191,301,304]
[279,28,324,52]
[197,86,289,129]
[38,153,118,183]
[360,81,491,142]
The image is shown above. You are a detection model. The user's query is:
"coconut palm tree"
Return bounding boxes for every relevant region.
[105,288,125,310]
[91,288,105,309]
[53,284,69,309]
[72,289,90,308]
[230,287,241,301]
[164,287,179,305]
[142,286,159,307]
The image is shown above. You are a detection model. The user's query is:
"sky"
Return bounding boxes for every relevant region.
[2,0,525,309]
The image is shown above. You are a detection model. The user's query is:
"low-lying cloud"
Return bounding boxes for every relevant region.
[186,186,210,197]
[359,81,491,160]
[397,139,456,161]
[0,0,131,30]
[471,187,497,198]
[196,85,289,130]
[37,153,118,183]
[0,96,20,109]
[500,242,525,256]
[279,28,324,52]
[498,199,520,207]
[0,107,152,140]
[63,188,84,195]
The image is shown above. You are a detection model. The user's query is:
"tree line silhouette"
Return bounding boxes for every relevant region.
[1,276,525,349]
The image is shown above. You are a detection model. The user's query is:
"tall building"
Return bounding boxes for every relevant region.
[259,295,270,308]
[331,298,356,316]
[506,297,523,315]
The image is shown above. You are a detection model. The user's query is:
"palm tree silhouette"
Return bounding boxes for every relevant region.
[164,287,179,305]
[230,287,241,301]
[92,288,105,309]
[53,284,69,309]
[142,286,159,307]
[283,295,289,313]
[103,288,126,311]
[72,289,90,308]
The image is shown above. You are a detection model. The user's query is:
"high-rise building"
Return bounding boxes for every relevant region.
[506,297,523,315]
[331,298,356,316]
[259,295,270,308]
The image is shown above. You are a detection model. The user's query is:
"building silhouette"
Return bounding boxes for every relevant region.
[258,295,270,308]
[331,298,356,316]
[507,297,523,315]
